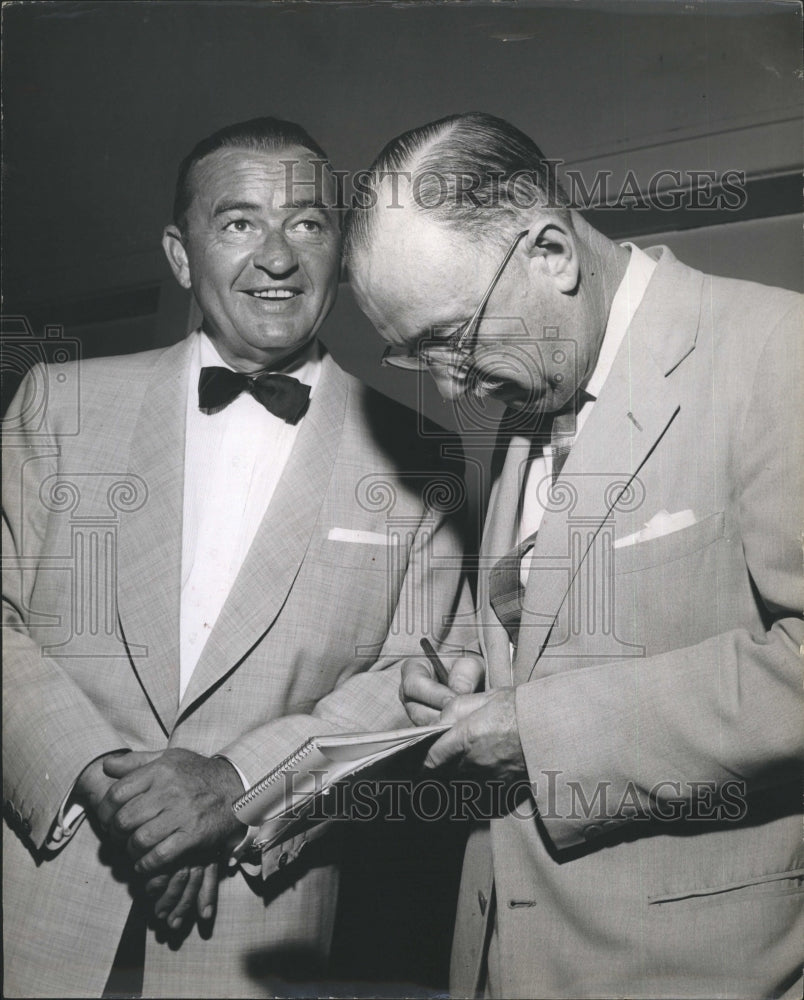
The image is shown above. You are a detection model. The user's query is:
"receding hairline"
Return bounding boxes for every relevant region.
[345,118,457,259]
[344,112,568,264]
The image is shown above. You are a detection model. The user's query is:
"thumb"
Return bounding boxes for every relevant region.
[448,655,485,695]
[103,749,162,777]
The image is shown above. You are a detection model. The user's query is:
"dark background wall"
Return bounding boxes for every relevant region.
[3,0,801,422]
[2,1,801,994]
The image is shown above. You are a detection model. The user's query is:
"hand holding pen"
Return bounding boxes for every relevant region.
[398,638,485,726]
[419,637,452,685]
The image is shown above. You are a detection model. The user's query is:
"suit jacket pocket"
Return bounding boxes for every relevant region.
[648,866,804,906]
[614,511,726,576]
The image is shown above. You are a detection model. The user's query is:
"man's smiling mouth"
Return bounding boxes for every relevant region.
[245,288,301,300]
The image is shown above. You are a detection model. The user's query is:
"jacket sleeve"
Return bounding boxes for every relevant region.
[218,459,477,875]
[3,369,129,851]
[516,301,804,849]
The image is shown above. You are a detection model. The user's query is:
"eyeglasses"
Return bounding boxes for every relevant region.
[380,229,529,373]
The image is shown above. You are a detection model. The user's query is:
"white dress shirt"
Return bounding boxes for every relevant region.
[180,331,321,698]
[517,243,657,585]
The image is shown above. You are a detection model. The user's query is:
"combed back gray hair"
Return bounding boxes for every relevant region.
[173,116,333,232]
[344,111,569,263]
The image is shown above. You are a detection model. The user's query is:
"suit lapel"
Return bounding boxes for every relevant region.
[116,337,193,734]
[177,354,349,719]
[512,249,703,683]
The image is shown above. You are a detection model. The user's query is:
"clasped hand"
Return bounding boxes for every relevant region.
[401,655,527,780]
[79,748,245,930]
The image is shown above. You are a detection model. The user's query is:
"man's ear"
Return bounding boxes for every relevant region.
[162,225,192,289]
[523,216,579,294]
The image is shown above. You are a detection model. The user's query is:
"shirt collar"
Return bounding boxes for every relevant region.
[584,242,657,400]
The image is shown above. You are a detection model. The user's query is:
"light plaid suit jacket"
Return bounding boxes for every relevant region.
[451,249,803,999]
[2,336,472,997]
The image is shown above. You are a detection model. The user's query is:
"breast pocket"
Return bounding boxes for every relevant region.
[610,511,733,655]
[613,511,726,576]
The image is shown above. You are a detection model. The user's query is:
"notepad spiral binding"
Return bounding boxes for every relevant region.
[234,737,318,813]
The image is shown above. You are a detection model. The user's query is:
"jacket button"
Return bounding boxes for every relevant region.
[477,890,487,915]
[277,851,289,869]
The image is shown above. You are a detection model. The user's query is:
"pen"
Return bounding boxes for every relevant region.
[419,637,451,686]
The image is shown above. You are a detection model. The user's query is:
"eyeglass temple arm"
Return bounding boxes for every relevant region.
[455,229,530,350]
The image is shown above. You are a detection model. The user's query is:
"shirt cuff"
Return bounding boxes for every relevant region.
[214,754,250,794]
[45,786,86,850]
[46,748,131,852]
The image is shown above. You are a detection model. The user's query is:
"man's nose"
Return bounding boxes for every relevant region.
[251,231,298,276]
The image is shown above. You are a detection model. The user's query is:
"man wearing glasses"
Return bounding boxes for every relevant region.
[344,112,803,999]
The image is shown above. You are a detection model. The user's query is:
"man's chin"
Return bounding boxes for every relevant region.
[239,329,318,369]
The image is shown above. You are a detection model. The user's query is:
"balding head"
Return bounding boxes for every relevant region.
[346,112,629,418]
[343,111,569,268]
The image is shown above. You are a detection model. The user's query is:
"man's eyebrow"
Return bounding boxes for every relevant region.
[212,197,332,216]
[212,199,262,217]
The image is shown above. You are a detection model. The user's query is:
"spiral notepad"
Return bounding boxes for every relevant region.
[233,724,449,828]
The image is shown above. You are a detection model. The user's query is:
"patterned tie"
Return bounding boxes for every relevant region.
[488,530,539,646]
[198,367,311,424]
[488,392,591,645]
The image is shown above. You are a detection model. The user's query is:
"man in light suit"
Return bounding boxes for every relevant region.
[345,112,803,999]
[2,117,471,997]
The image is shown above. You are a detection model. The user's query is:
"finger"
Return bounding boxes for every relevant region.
[152,866,191,920]
[197,862,220,922]
[405,701,442,726]
[110,789,164,837]
[144,873,171,898]
[166,866,204,930]
[439,692,490,725]
[95,773,153,832]
[103,750,162,778]
[97,765,157,828]
[424,727,464,770]
[134,830,189,875]
[447,655,486,695]
[401,660,454,713]
[127,814,181,865]
[401,658,432,684]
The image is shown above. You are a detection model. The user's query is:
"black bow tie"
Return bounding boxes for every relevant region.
[198,366,311,424]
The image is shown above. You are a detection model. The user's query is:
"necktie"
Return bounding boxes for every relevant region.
[488,530,539,646]
[488,391,592,645]
[198,366,311,424]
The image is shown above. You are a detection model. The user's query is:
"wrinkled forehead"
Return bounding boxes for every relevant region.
[187,144,338,215]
